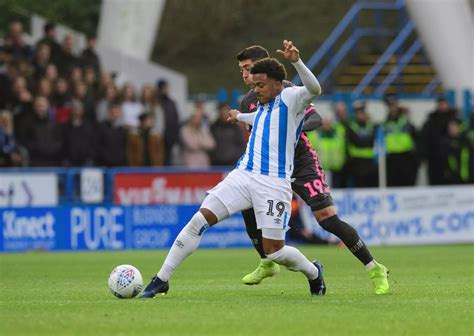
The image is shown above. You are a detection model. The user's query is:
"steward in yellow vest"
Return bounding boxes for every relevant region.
[307,118,347,188]
[464,115,474,183]
[346,101,378,187]
[383,106,418,186]
[442,118,474,184]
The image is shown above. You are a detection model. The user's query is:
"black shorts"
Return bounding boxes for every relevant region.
[291,134,333,212]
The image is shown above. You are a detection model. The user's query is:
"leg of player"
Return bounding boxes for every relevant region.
[262,232,326,296]
[241,209,280,285]
[141,197,226,298]
[314,205,390,295]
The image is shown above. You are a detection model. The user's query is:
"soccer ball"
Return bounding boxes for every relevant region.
[108,264,143,299]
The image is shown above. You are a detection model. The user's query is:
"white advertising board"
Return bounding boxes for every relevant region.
[0,173,58,207]
[302,185,474,246]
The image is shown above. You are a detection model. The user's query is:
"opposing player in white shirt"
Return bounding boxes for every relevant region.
[141,40,326,298]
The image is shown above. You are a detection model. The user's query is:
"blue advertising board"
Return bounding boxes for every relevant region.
[2,185,473,253]
[1,207,59,251]
[0,205,251,253]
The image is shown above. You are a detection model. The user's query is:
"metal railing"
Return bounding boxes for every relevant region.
[293,0,405,86]
[422,78,441,96]
[317,27,394,86]
[352,20,415,96]
[291,0,448,97]
[374,38,423,96]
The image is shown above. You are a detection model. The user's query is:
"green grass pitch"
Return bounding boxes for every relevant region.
[1,244,473,335]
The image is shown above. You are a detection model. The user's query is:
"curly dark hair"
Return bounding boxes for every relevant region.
[236,45,269,62]
[250,58,287,82]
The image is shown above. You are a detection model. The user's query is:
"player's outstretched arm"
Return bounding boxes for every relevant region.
[277,40,321,101]
[227,109,257,126]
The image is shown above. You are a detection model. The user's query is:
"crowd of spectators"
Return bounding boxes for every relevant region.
[308,96,474,187]
[0,20,183,168]
[1,20,472,187]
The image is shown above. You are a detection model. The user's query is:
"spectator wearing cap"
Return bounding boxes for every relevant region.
[157,79,180,165]
[383,95,419,186]
[127,112,164,166]
[210,102,246,166]
[346,101,378,187]
[420,96,458,185]
[180,101,215,168]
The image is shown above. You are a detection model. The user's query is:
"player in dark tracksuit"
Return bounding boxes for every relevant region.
[237,46,389,294]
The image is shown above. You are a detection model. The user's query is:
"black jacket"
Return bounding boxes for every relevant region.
[23,114,62,166]
[81,48,101,74]
[210,119,246,165]
[160,94,180,147]
[61,120,97,166]
[96,121,128,167]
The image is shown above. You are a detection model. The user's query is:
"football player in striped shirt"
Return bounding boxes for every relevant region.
[142,40,326,298]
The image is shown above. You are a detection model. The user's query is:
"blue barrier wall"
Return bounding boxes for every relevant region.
[1,168,473,253]
[0,205,250,253]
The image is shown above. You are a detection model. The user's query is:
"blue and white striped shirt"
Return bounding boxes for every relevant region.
[237,86,313,180]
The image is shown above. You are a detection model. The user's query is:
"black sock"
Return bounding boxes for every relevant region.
[319,215,374,265]
[242,208,266,259]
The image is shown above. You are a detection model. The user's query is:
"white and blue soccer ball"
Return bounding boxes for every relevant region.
[108,264,143,299]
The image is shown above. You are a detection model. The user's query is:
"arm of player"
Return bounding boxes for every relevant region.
[227,109,257,126]
[236,112,257,125]
[277,40,321,105]
[292,59,321,104]
[302,105,322,131]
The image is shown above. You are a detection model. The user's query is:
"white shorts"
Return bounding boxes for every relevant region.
[205,169,292,232]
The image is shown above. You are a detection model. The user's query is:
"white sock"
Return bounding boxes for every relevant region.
[365,260,377,271]
[267,245,319,280]
[157,212,209,281]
